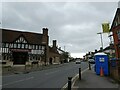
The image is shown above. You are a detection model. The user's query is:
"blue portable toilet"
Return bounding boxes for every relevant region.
[94,53,109,76]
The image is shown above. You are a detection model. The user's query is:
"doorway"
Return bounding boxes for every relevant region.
[49,58,53,64]
[13,52,28,65]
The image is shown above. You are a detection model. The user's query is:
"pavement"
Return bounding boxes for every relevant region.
[2,63,66,76]
[72,66,120,90]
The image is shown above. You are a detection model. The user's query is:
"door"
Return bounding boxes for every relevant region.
[13,52,28,65]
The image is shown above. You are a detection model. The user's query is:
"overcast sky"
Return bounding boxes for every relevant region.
[1,1,119,57]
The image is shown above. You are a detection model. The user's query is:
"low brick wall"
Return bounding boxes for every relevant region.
[109,60,120,82]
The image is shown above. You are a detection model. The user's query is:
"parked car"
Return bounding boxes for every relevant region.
[88,59,95,64]
[75,60,81,64]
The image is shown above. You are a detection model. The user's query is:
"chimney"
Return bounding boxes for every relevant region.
[53,40,57,48]
[42,28,48,45]
[42,28,48,36]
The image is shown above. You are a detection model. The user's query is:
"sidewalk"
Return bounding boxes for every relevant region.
[73,68,120,89]
[2,63,68,76]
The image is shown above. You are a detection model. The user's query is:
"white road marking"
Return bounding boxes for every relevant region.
[2,77,34,86]
[45,70,60,75]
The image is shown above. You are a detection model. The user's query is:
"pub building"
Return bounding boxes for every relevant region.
[1,28,49,66]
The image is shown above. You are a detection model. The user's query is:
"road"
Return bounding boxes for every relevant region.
[2,61,88,89]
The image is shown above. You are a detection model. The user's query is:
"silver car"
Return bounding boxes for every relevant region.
[75,60,81,64]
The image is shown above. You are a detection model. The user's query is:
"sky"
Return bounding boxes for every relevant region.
[0,0,119,58]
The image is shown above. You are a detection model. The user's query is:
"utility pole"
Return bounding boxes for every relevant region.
[64,46,66,52]
[97,32,103,51]
[118,1,120,8]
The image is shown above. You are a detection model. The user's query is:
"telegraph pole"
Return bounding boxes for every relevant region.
[97,32,103,51]
[64,46,66,52]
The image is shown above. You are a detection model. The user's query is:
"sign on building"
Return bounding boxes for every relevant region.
[102,23,110,33]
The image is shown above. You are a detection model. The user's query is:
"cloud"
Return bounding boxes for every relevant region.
[2,2,118,56]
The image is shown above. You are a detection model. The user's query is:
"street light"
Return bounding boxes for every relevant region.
[97,32,103,51]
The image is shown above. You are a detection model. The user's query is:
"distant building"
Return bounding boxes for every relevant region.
[49,40,60,64]
[103,44,115,58]
[49,40,69,64]
[1,28,49,66]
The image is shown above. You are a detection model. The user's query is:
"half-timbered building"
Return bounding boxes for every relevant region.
[1,28,49,66]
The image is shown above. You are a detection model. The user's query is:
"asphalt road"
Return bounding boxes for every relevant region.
[2,61,88,89]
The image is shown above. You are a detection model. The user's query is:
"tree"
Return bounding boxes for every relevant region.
[61,52,70,63]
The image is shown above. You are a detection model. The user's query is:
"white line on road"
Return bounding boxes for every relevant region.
[2,77,34,86]
[45,70,60,75]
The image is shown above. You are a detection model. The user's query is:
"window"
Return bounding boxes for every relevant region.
[23,40,26,43]
[29,45,31,49]
[18,44,21,48]
[6,43,9,48]
[117,30,120,40]
[26,44,28,49]
[2,43,5,48]
[11,44,13,48]
[42,46,45,50]
[18,40,20,43]
[14,44,17,48]
[22,44,24,48]
[33,45,35,49]
[39,45,41,50]
[20,37,22,41]
[6,48,8,53]
[36,45,38,50]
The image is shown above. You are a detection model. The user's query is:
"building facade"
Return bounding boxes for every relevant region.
[111,8,120,59]
[110,8,120,82]
[1,28,49,66]
[49,40,60,64]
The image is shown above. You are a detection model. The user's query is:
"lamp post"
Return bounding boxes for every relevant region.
[97,32,103,51]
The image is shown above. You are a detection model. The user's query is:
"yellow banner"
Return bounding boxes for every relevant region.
[102,23,110,33]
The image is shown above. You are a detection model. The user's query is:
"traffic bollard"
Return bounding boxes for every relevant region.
[89,63,91,70]
[79,68,81,80]
[68,77,72,90]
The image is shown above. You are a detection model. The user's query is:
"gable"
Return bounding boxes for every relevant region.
[15,35,28,43]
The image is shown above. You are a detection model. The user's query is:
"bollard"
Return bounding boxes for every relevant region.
[89,62,91,70]
[68,77,72,90]
[79,68,81,80]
